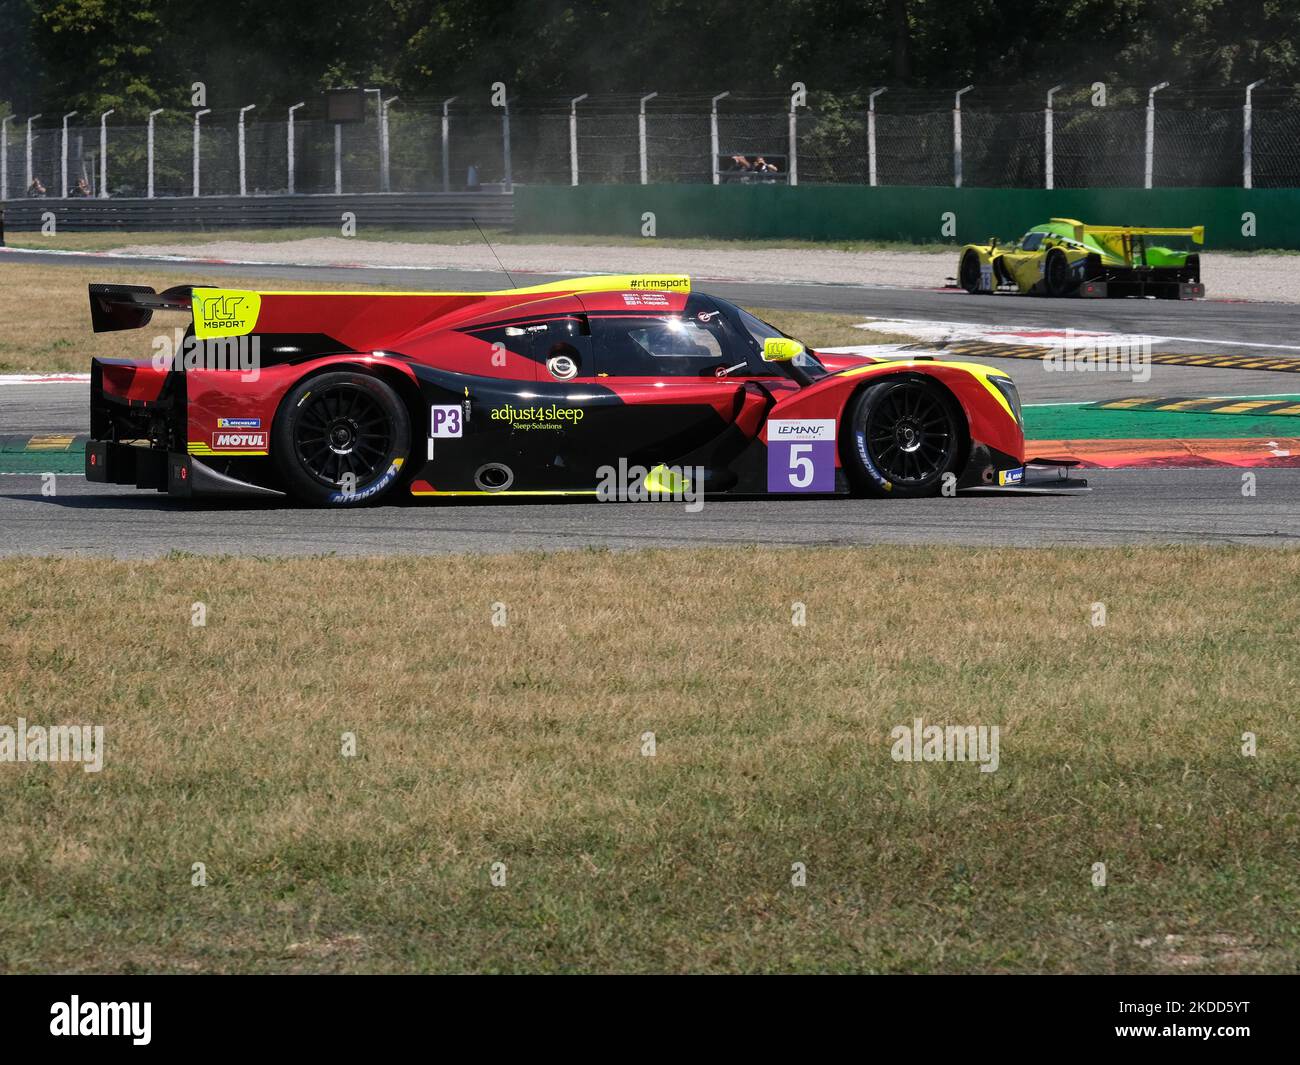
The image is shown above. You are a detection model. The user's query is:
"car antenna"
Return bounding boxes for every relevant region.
[472,217,516,288]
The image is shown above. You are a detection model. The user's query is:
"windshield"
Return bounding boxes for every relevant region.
[714,298,828,380]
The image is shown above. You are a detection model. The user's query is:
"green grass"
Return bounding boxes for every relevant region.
[1024,400,1300,441]
[1,546,1296,973]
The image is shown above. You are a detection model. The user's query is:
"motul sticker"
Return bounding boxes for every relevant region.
[211,431,268,450]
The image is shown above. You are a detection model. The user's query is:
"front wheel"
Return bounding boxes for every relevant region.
[959,250,984,294]
[273,371,411,505]
[844,378,964,498]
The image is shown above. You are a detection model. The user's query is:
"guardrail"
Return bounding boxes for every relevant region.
[0,191,513,234]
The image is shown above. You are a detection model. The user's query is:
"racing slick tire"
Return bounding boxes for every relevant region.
[845,376,964,498]
[273,371,411,506]
[959,250,985,294]
[1043,248,1078,298]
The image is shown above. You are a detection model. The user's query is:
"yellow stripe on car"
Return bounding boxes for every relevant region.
[837,360,1018,423]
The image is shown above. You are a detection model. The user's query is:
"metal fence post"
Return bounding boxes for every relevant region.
[364,89,383,190]
[1045,85,1062,190]
[334,123,342,194]
[238,104,256,195]
[1243,80,1264,189]
[146,109,163,197]
[99,109,114,197]
[639,92,657,184]
[953,86,972,188]
[569,94,588,186]
[868,88,886,187]
[25,114,40,191]
[1,115,13,200]
[381,96,399,191]
[788,103,799,186]
[61,111,77,198]
[502,96,513,189]
[192,108,210,197]
[710,92,729,184]
[441,97,457,191]
[287,102,305,193]
[1144,81,1168,189]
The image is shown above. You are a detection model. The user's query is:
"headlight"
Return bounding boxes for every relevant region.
[988,375,1022,426]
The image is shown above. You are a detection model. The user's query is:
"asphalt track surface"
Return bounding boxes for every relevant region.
[1,469,1297,555]
[2,249,1299,554]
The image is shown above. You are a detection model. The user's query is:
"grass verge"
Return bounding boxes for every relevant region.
[1,546,1296,973]
[0,264,393,374]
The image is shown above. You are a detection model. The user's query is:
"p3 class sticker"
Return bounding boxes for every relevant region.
[767,419,836,493]
[429,404,464,438]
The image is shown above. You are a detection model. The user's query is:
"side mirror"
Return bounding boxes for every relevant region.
[762,337,805,362]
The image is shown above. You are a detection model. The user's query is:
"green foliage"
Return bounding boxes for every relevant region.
[2,0,1298,116]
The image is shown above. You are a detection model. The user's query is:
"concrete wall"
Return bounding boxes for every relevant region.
[515,185,1300,250]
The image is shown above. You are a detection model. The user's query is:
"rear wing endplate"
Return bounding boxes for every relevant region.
[88,284,194,333]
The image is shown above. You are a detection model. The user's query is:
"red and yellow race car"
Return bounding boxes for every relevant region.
[85,274,1052,505]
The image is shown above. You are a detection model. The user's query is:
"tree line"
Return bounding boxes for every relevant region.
[2,0,1297,118]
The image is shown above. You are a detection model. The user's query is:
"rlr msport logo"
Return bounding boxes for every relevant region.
[192,292,250,330]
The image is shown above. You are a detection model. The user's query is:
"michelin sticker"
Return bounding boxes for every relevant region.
[767,419,836,493]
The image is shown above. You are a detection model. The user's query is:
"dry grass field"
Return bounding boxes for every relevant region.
[1,545,1296,973]
[0,262,897,373]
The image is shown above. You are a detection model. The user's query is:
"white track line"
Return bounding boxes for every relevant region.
[0,373,90,384]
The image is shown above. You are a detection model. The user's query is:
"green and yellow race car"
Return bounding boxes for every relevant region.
[958,218,1205,299]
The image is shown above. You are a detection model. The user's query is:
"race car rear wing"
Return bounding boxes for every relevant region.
[87,274,694,340]
[89,283,194,333]
[1050,219,1204,245]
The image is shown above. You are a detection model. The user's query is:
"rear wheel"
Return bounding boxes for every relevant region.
[959,250,984,294]
[1043,248,1077,297]
[273,371,410,505]
[845,378,964,498]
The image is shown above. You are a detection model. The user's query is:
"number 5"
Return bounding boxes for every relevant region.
[789,444,814,488]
